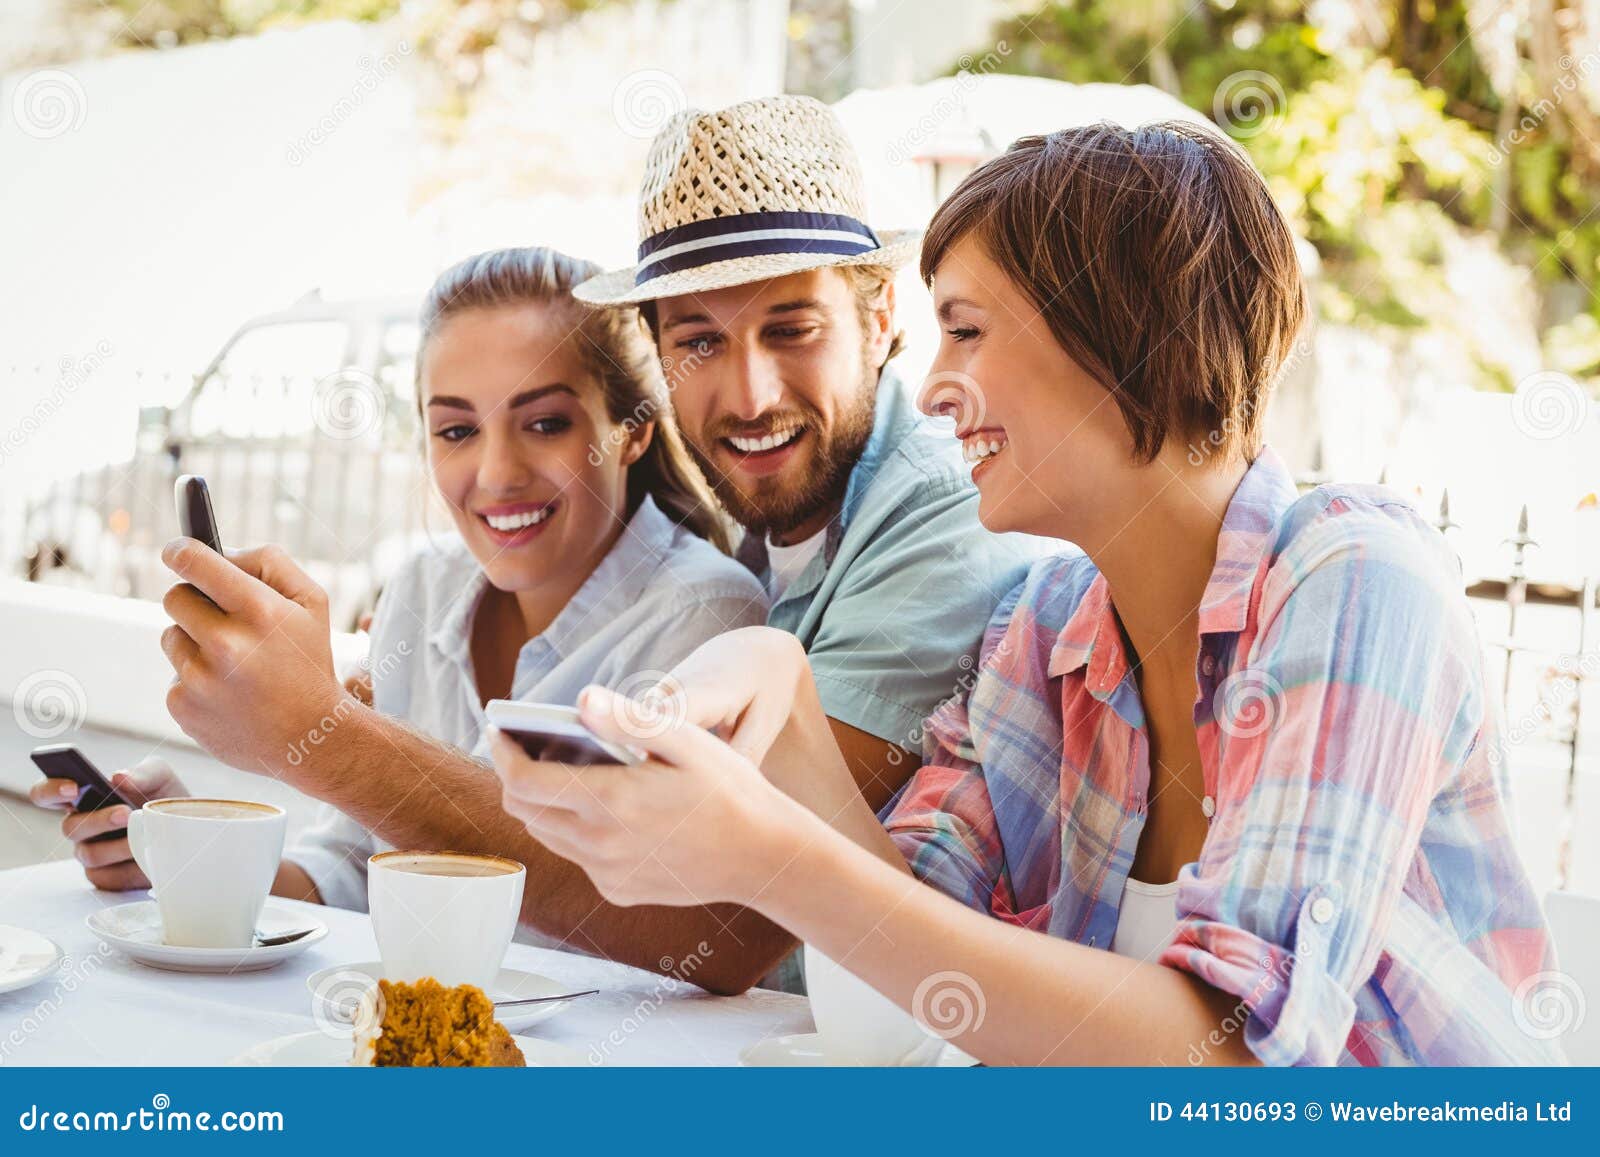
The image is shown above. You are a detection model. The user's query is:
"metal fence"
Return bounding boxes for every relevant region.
[10,365,431,631]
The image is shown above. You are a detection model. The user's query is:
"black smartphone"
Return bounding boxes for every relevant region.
[175,474,223,554]
[29,744,134,843]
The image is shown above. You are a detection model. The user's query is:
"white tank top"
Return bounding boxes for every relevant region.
[1109,876,1181,960]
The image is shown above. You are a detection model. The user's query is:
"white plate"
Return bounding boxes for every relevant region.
[306,961,582,1032]
[0,925,63,996]
[230,1029,587,1067]
[85,901,327,973]
[740,1032,978,1067]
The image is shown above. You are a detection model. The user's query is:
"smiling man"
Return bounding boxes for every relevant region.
[44,96,1041,996]
[569,96,1047,988]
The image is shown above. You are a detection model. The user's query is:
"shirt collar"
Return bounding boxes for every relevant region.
[428,495,679,662]
[1047,447,1299,682]
[1195,446,1298,636]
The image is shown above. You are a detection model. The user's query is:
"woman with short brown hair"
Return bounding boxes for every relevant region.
[488,125,1561,1066]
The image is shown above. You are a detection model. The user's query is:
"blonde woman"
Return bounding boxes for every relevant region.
[39,247,768,946]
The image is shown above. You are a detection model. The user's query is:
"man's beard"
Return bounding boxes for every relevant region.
[686,360,879,541]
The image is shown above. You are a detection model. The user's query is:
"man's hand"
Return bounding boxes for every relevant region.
[160,538,351,779]
[27,757,186,891]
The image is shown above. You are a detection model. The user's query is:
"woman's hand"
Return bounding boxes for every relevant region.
[644,626,813,766]
[26,757,187,891]
[489,683,812,908]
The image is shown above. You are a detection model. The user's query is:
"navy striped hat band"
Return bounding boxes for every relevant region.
[634,209,882,285]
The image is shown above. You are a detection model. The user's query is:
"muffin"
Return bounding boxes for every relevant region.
[351,977,525,1067]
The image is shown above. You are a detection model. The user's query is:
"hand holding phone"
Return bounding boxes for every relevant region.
[30,745,135,843]
[175,474,223,554]
[485,700,644,766]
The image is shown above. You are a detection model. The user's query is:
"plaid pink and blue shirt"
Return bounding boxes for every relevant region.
[885,448,1563,1066]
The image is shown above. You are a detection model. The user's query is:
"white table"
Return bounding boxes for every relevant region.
[0,860,813,1066]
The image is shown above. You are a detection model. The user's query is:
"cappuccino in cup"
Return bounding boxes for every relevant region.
[368,851,525,989]
[127,798,286,949]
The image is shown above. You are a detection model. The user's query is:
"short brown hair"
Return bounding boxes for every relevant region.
[920,121,1307,462]
[638,263,905,366]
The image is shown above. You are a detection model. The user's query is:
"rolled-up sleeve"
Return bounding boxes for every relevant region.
[284,803,375,911]
[282,572,413,911]
[1159,508,1485,1066]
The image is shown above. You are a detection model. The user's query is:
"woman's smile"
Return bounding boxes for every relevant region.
[474,498,561,548]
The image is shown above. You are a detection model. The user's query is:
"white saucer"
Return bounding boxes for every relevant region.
[85,901,328,973]
[740,1032,978,1067]
[230,1029,587,1067]
[0,925,63,996]
[306,962,581,1032]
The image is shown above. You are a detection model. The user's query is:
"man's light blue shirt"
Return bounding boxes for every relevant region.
[740,367,1050,756]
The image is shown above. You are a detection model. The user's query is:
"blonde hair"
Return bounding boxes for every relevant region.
[418,247,731,552]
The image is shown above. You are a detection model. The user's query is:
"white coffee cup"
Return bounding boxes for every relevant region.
[127,798,287,949]
[803,944,938,1064]
[367,851,525,990]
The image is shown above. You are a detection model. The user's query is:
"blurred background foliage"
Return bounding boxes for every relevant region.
[990,0,1600,393]
[62,0,1600,392]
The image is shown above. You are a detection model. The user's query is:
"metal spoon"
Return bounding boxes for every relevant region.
[493,988,598,1009]
[253,927,318,947]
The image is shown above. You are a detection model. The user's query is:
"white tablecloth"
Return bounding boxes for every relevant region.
[0,860,813,1066]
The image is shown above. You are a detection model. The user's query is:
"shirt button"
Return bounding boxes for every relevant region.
[1311,896,1336,924]
[1200,654,1216,677]
[1201,795,1216,818]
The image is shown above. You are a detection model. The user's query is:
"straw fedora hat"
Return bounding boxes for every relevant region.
[573,94,920,307]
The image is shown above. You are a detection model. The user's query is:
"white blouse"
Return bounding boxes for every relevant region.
[1108,876,1180,961]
